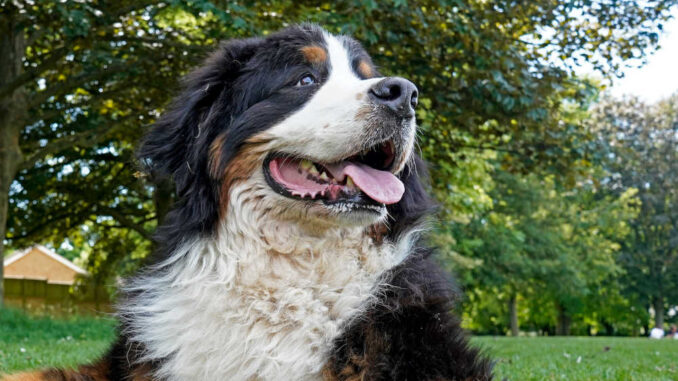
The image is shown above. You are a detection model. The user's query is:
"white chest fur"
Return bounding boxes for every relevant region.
[120,184,412,381]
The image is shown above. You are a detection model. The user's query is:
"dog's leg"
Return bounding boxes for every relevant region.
[2,361,110,381]
[324,254,494,381]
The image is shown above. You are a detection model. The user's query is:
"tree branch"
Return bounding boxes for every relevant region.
[18,114,135,171]
[24,84,136,127]
[97,205,153,241]
[108,35,207,51]
[109,0,167,19]
[0,45,70,99]
[28,62,133,109]
[7,206,86,241]
[454,143,527,156]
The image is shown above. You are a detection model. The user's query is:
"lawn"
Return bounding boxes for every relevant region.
[474,336,678,381]
[1,309,677,380]
[0,308,115,375]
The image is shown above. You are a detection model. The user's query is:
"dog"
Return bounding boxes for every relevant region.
[4,24,492,381]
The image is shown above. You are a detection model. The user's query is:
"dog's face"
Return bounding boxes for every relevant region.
[140,25,427,243]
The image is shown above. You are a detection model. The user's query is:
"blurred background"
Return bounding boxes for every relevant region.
[1,1,678,379]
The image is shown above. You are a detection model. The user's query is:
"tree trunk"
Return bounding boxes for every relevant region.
[602,320,615,336]
[556,304,571,336]
[508,293,519,336]
[0,13,27,308]
[653,296,665,329]
[0,128,21,308]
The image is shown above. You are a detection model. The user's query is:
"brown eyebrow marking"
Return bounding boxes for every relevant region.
[358,60,374,78]
[300,45,327,64]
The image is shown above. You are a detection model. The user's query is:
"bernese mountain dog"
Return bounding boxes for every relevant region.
[4,24,492,381]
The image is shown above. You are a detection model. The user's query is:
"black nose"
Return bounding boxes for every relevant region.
[369,77,418,117]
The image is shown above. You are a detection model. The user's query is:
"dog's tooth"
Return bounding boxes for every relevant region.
[309,165,320,176]
[346,176,356,189]
[300,159,313,171]
[319,172,329,181]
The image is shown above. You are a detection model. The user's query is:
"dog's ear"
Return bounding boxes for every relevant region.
[137,37,263,196]
[137,38,263,246]
[387,155,435,239]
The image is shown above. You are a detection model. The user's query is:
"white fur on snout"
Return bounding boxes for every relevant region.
[267,33,385,162]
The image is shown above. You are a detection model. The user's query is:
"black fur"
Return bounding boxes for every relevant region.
[386,155,435,240]
[326,248,493,380]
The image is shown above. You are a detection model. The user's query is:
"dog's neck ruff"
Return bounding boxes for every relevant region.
[120,181,415,381]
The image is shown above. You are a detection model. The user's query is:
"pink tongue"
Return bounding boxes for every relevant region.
[326,162,404,205]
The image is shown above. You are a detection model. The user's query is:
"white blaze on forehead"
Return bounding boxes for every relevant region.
[266,33,383,162]
[325,32,359,86]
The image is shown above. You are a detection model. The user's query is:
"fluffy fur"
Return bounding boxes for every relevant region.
[3,25,492,381]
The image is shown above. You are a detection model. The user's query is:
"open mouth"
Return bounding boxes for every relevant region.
[264,140,405,208]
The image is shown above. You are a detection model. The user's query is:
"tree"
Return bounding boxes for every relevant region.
[1,0,249,304]
[447,166,636,335]
[590,95,678,329]
[3,1,675,305]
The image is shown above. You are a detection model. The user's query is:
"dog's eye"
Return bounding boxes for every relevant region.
[296,75,316,87]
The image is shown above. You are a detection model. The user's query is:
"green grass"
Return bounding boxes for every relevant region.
[474,336,678,380]
[0,308,115,375]
[2,309,677,380]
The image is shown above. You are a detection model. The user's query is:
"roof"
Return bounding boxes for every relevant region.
[3,244,88,276]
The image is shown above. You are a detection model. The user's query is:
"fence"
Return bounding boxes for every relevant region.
[3,277,112,316]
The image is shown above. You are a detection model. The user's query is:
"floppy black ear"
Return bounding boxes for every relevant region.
[138,37,262,192]
[387,155,435,239]
[136,38,262,250]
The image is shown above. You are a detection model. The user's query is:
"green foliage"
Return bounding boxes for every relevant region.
[2,1,677,335]
[448,163,639,334]
[456,93,678,336]
[590,95,678,327]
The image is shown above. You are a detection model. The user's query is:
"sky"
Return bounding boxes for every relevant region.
[605,9,678,102]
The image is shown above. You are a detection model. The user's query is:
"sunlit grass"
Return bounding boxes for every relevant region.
[474,336,678,381]
[2,309,677,380]
[0,308,115,375]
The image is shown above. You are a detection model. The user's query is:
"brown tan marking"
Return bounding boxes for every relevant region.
[3,360,111,381]
[357,60,374,78]
[301,45,327,64]
[218,133,273,214]
[1,359,155,381]
[2,372,45,381]
[130,364,153,381]
[322,325,375,381]
[208,132,227,179]
[366,223,389,245]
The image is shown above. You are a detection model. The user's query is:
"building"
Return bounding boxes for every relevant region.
[3,244,88,285]
[2,245,109,314]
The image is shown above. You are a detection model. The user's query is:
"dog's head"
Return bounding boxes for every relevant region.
[139,24,431,250]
